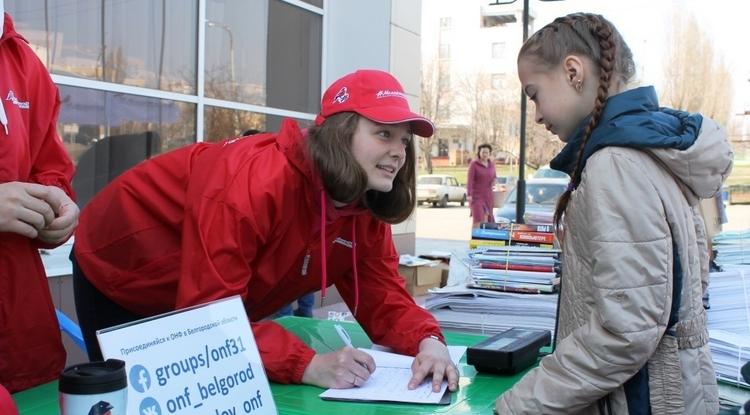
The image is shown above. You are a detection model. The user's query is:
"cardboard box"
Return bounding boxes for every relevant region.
[398,264,442,296]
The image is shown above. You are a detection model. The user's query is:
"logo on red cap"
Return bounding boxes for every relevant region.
[333,87,350,104]
[376,90,407,100]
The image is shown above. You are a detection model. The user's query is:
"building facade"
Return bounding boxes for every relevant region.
[421,0,533,166]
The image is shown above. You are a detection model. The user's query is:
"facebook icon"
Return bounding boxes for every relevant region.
[129,364,151,393]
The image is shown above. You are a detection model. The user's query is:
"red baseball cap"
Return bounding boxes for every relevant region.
[315,69,434,137]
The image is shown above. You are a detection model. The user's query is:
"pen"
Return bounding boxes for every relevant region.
[334,324,354,348]
[335,324,372,374]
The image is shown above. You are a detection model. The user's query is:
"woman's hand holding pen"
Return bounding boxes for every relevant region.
[301,347,376,389]
[409,337,459,392]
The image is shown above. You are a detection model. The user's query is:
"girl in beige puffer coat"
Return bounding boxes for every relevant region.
[495,12,731,415]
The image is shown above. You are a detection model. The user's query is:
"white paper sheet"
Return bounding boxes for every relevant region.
[318,346,466,404]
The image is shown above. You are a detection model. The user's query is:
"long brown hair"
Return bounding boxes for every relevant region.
[518,13,635,230]
[306,112,417,223]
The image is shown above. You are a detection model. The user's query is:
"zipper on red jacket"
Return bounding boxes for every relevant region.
[300,248,311,276]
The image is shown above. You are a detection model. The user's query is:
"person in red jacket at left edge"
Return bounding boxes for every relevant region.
[72,69,459,392]
[0,5,79,395]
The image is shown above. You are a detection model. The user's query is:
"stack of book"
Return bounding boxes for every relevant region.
[469,223,556,249]
[468,246,561,294]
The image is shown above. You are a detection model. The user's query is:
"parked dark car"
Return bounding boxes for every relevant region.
[494,175,518,193]
[533,165,570,180]
[494,178,568,224]
[493,176,517,207]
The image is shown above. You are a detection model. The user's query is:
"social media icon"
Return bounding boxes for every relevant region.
[129,365,151,393]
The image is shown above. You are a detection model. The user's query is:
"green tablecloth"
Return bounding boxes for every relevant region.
[13,316,526,414]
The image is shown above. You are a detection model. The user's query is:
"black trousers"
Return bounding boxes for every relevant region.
[71,249,143,362]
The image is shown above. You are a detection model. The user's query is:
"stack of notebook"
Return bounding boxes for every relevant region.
[470,223,556,249]
[425,285,558,335]
[713,230,750,267]
[424,247,558,336]
[467,245,561,294]
[706,256,750,388]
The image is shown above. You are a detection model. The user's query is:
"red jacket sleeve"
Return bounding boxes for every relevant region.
[28,85,75,196]
[26,52,75,249]
[335,217,445,355]
[174,157,315,384]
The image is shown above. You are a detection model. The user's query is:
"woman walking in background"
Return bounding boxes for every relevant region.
[467,143,496,228]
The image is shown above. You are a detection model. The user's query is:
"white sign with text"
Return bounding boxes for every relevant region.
[97,296,276,415]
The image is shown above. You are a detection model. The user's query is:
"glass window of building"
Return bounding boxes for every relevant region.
[439,43,450,60]
[265,0,321,113]
[57,86,196,207]
[492,42,506,59]
[206,0,322,114]
[492,73,506,89]
[5,0,322,207]
[206,1,269,106]
[299,0,323,8]
[204,106,312,142]
[6,0,199,94]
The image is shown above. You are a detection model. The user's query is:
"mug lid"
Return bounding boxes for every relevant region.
[59,359,127,394]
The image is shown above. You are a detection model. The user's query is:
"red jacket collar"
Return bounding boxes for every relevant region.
[2,13,26,46]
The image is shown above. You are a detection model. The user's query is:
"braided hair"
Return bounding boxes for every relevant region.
[518,13,635,230]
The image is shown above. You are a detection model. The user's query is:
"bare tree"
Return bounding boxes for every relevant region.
[420,58,453,173]
[459,72,534,167]
[660,12,733,126]
[524,108,563,169]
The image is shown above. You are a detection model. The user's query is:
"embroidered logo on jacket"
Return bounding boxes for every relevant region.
[334,237,353,249]
[5,90,30,109]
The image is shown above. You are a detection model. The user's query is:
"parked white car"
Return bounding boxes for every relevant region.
[417,174,467,207]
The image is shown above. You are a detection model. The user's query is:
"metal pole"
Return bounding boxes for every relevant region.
[515,0,529,223]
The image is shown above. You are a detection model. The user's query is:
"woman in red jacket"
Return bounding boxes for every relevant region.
[72,69,458,392]
[0,9,79,393]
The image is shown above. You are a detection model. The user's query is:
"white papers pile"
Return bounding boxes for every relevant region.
[713,230,750,266]
[708,329,750,388]
[425,248,558,336]
[399,254,440,267]
[707,265,750,388]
